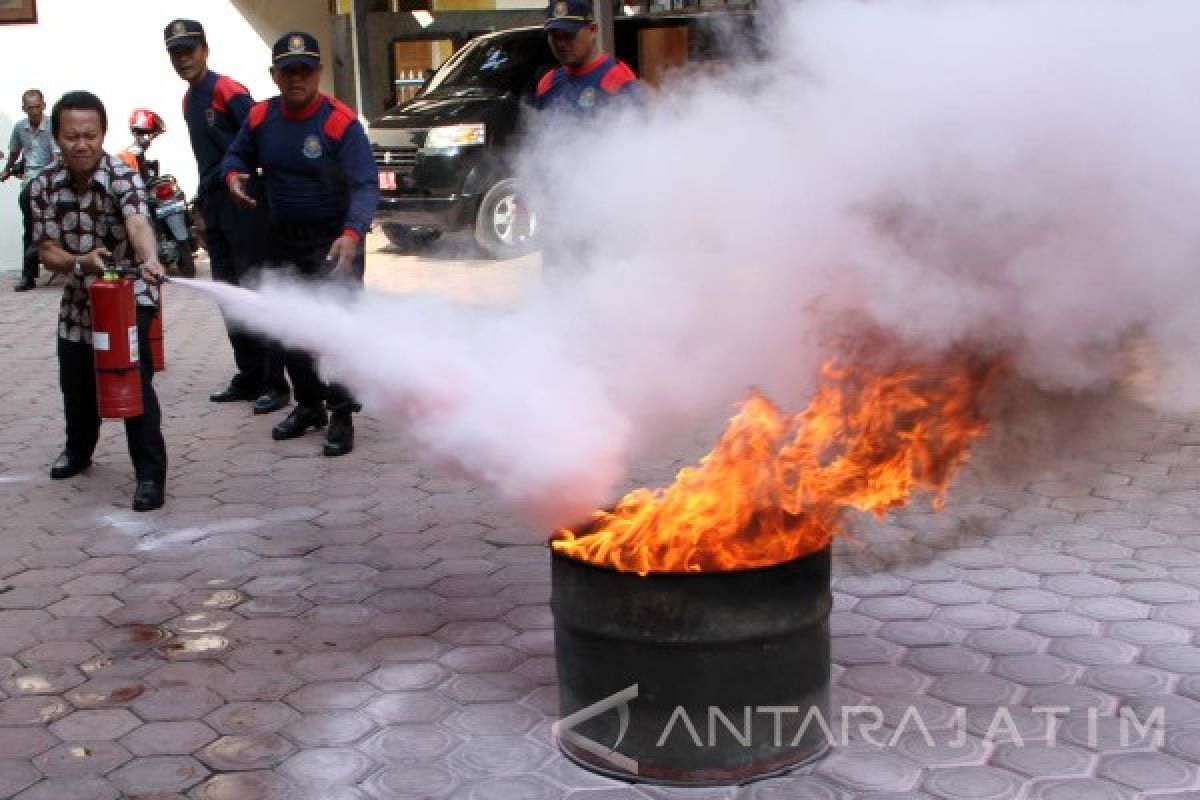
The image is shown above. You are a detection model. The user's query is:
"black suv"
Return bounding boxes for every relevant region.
[370,14,758,258]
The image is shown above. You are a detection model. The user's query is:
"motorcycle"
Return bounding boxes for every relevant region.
[120,109,198,278]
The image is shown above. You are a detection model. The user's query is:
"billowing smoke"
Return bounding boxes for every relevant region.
[193,0,1200,524]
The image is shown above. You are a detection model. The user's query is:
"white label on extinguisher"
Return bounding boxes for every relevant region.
[128,326,139,362]
[93,331,111,351]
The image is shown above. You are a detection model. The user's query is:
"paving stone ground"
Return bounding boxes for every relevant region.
[0,238,1198,798]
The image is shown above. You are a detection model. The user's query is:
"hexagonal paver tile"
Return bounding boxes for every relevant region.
[923,765,1027,800]
[1082,664,1173,696]
[892,729,987,767]
[1019,612,1101,638]
[205,702,301,735]
[1048,637,1136,666]
[279,747,375,789]
[1024,778,1135,800]
[0,696,70,725]
[832,637,900,666]
[991,742,1094,778]
[991,654,1077,686]
[49,709,141,740]
[132,686,222,721]
[11,776,122,800]
[0,760,40,797]
[963,628,1043,656]
[0,726,57,759]
[456,775,576,800]
[197,733,295,770]
[2,664,85,695]
[33,740,132,776]
[840,665,925,697]
[447,703,541,736]
[120,720,217,756]
[1142,643,1200,674]
[285,681,377,713]
[212,669,302,702]
[282,711,376,747]
[107,755,208,794]
[933,604,1014,630]
[904,647,990,675]
[817,748,921,793]
[366,662,448,692]
[855,596,934,621]
[450,736,553,778]
[361,725,461,764]
[63,677,148,709]
[362,764,459,799]
[1097,751,1196,792]
[929,674,1022,707]
[288,653,375,682]
[877,620,960,648]
[190,771,296,800]
[434,622,516,646]
[439,646,522,674]
[364,692,456,724]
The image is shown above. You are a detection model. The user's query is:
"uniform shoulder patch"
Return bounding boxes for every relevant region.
[248,100,271,129]
[599,61,637,95]
[537,68,559,97]
[322,96,358,141]
[213,75,251,112]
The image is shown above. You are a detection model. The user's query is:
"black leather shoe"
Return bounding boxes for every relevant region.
[132,480,165,512]
[13,278,35,292]
[209,382,262,403]
[49,451,91,480]
[322,412,354,457]
[272,405,327,440]
[253,388,291,415]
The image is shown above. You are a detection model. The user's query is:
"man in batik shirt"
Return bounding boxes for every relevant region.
[30,90,168,512]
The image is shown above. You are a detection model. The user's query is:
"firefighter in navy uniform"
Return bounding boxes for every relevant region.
[221,31,378,457]
[165,18,287,412]
[536,0,645,113]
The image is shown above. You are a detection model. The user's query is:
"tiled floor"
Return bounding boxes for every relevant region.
[0,239,1198,798]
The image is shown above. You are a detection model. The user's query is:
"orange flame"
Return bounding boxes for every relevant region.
[552,358,1002,574]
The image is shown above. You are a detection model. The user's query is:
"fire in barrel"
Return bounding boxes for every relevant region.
[550,358,999,785]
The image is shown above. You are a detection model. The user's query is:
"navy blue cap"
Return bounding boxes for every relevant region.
[272,31,321,69]
[544,0,593,33]
[164,18,205,50]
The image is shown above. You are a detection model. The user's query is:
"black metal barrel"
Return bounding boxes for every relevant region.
[551,545,832,786]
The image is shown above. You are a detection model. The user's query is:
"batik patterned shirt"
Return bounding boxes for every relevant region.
[30,154,158,344]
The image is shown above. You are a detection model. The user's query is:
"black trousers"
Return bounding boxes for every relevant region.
[58,306,167,483]
[18,182,38,283]
[265,221,364,413]
[201,184,271,391]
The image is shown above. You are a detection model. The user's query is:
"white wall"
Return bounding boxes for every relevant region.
[0,0,334,273]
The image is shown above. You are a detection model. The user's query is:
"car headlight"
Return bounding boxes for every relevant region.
[422,123,486,151]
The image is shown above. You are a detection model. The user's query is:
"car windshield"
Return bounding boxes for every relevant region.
[420,32,549,96]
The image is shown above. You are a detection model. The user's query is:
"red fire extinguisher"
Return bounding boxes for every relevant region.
[149,287,165,373]
[90,265,143,419]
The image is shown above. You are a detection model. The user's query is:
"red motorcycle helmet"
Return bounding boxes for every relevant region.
[129,108,165,135]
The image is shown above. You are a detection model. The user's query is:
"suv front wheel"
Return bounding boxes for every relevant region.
[474,178,537,259]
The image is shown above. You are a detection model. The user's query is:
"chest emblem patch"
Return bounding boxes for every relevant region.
[302,134,323,159]
[578,87,597,108]
[204,108,216,126]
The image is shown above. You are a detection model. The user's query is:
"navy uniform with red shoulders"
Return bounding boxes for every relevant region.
[165,18,273,402]
[535,54,643,112]
[535,0,645,113]
[220,31,378,454]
